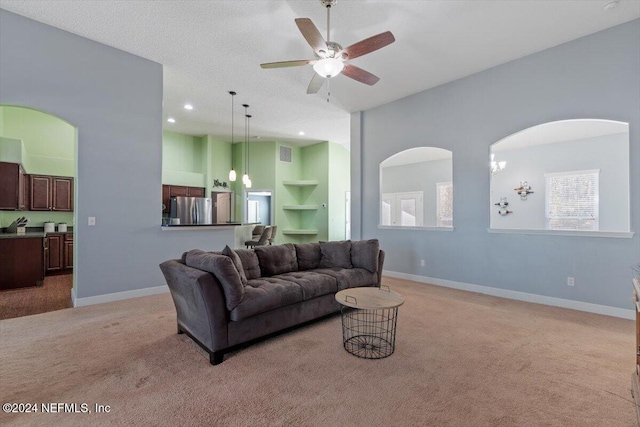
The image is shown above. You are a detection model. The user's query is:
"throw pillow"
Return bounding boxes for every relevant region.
[350,239,379,273]
[319,240,353,269]
[185,250,244,311]
[294,243,322,270]
[222,245,248,286]
[255,244,298,276]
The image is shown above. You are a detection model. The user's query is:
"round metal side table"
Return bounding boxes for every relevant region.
[335,286,404,359]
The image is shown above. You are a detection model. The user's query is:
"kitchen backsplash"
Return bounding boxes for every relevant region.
[0,211,74,228]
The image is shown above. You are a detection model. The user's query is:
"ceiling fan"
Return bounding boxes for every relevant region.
[260,0,395,94]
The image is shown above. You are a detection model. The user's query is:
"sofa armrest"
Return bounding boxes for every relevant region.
[160,260,229,353]
[377,250,385,286]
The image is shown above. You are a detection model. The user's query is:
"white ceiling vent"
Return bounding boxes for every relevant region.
[280,146,292,163]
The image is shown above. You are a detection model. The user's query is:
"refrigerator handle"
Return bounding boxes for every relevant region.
[193,201,199,224]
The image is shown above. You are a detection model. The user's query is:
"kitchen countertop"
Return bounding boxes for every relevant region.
[0,232,46,239]
[0,227,74,239]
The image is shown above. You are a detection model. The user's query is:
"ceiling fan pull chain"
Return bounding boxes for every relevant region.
[327,78,330,103]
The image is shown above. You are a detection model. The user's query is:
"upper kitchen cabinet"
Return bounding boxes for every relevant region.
[0,161,27,210]
[162,184,206,213]
[30,175,74,212]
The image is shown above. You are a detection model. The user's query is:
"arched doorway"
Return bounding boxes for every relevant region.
[0,105,78,318]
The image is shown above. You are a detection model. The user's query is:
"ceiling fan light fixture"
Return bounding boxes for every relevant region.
[313,57,344,78]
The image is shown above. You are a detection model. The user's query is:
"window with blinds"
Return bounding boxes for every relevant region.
[545,169,599,231]
[436,182,453,227]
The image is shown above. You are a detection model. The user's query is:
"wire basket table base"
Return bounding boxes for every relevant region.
[340,306,399,359]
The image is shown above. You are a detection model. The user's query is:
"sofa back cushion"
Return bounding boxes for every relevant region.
[234,249,261,280]
[255,244,298,277]
[319,240,353,269]
[185,250,244,311]
[294,242,322,271]
[350,239,380,273]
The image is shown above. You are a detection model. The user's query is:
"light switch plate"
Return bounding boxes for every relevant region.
[88,216,96,226]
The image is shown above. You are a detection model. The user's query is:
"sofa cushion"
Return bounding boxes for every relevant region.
[185,250,244,311]
[319,241,353,269]
[222,245,248,286]
[294,242,322,271]
[234,249,261,280]
[255,244,298,277]
[313,268,378,291]
[350,239,380,273]
[273,271,337,300]
[230,277,303,321]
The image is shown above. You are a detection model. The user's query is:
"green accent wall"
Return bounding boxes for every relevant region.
[275,144,303,244]
[162,130,350,244]
[328,142,350,241]
[162,131,235,196]
[0,106,75,227]
[162,130,207,187]
[0,106,75,176]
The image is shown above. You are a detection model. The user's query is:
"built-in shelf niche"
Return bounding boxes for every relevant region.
[282,205,319,211]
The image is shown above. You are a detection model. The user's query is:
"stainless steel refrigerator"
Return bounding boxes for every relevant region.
[170,196,213,225]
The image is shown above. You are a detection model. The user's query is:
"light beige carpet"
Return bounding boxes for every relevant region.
[0,274,73,320]
[0,277,635,426]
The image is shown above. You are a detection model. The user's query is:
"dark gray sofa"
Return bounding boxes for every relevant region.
[159,239,384,365]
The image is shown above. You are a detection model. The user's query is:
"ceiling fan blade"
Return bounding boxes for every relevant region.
[295,18,327,54]
[260,60,315,69]
[306,73,325,94]
[342,64,380,86]
[343,31,395,61]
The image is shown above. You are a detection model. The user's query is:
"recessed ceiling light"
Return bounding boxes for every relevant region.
[167,118,176,123]
[603,0,619,11]
[298,131,305,136]
[184,104,193,110]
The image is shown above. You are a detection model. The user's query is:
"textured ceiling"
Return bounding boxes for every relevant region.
[0,1,638,149]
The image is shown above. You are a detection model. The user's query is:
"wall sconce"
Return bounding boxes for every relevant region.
[494,197,513,215]
[490,154,506,175]
[514,181,533,200]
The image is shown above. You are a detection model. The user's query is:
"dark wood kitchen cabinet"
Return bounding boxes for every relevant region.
[64,234,74,269]
[0,161,27,211]
[30,175,74,212]
[162,185,206,213]
[45,232,73,274]
[0,237,45,290]
[45,234,63,272]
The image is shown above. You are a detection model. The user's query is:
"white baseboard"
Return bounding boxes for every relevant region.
[73,285,169,307]
[383,270,634,320]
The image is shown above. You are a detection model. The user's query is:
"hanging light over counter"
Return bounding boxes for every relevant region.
[228,91,237,182]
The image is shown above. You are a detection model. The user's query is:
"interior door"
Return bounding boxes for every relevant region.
[248,200,259,223]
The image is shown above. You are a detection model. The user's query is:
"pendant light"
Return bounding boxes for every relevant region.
[241,104,250,186]
[245,112,252,189]
[228,91,237,182]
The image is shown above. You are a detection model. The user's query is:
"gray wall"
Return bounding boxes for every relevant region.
[352,19,640,310]
[491,133,629,231]
[0,10,234,299]
[382,159,453,227]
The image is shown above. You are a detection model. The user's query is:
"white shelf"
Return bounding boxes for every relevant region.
[282,229,319,235]
[282,180,319,187]
[282,205,319,211]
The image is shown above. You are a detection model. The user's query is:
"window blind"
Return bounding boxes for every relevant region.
[545,169,599,231]
[436,182,453,227]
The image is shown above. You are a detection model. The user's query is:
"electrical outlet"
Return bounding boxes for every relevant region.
[420,259,425,267]
[567,277,575,287]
